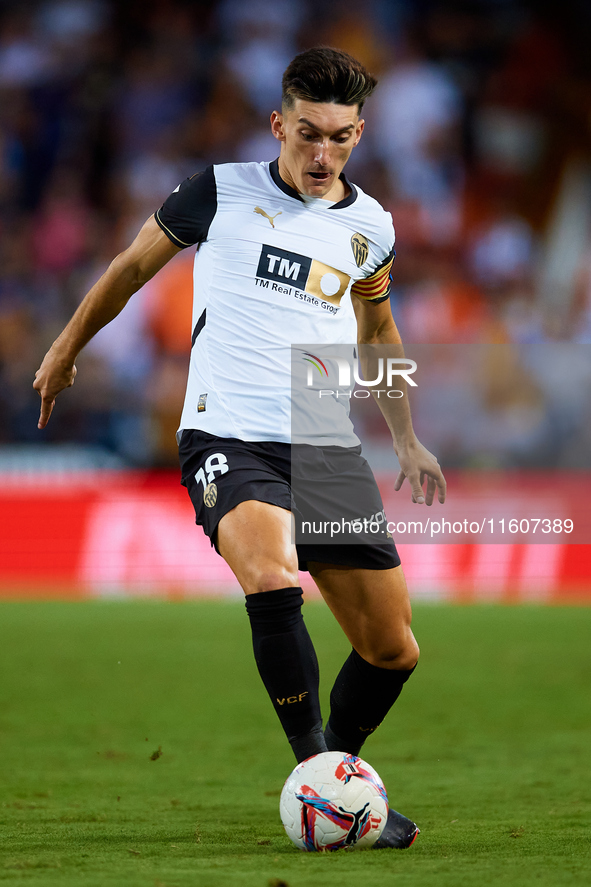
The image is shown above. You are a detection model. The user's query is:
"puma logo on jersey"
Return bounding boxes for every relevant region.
[254,206,282,227]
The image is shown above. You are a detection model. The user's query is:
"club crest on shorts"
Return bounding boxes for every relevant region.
[203,482,217,507]
[351,233,369,268]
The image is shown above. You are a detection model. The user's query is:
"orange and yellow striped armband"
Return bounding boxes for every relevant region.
[351,249,395,304]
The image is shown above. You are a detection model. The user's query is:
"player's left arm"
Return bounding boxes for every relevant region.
[352,294,446,505]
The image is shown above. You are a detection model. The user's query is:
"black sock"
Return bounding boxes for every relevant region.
[325,649,416,757]
[245,587,327,763]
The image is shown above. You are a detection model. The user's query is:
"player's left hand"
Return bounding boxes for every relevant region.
[394,438,446,505]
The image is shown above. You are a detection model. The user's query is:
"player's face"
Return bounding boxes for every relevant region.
[271,99,364,199]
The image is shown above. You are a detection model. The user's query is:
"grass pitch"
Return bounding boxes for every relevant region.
[0,600,589,887]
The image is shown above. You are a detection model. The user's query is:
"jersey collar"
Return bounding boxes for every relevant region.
[269,158,358,209]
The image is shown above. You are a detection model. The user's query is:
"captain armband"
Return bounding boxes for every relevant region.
[351,252,395,305]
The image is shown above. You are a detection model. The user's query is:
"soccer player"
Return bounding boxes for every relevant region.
[34,48,446,849]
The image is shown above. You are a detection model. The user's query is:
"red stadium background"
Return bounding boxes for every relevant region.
[2,469,589,601]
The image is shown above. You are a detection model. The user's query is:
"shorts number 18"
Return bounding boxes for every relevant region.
[194,453,229,488]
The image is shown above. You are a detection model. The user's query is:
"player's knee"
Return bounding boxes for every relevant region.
[244,564,300,596]
[397,634,420,671]
[366,632,419,671]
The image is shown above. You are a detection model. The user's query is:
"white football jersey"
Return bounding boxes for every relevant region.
[155,160,395,444]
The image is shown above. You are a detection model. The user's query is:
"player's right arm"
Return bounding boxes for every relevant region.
[33,215,181,429]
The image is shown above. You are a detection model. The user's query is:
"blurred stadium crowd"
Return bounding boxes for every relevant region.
[1,0,591,468]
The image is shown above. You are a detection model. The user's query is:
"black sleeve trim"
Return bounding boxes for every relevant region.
[155,166,217,249]
[366,291,391,305]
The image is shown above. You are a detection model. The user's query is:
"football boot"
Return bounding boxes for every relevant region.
[373,808,420,849]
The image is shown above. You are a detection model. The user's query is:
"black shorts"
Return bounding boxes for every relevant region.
[178,429,401,573]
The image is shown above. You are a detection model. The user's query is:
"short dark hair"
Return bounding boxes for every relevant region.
[282,47,377,113]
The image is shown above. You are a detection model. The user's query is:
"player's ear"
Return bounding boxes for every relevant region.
[353,118,365,147]
[270,110,286,141]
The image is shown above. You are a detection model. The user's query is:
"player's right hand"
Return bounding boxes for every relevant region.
[33,351,77,429]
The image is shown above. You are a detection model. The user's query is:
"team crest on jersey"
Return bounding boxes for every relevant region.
[198,393,208,412]
[203,483,217,507]
[351,233,369,267]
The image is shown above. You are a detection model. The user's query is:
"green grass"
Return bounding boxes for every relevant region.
[0,600,590,887]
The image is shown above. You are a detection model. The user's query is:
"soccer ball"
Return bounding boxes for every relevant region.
[280,751,388,851]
